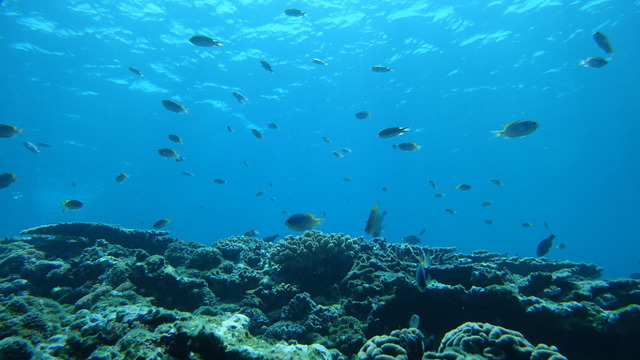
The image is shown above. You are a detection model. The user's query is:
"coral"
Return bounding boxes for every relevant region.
[422,322,567,360]
[269,231,360,294]
[357,334,409,360]
[0,336,35,360]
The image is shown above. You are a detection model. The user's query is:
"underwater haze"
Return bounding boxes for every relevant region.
[1,0,639,278]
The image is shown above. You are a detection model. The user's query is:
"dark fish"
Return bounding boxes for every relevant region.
[226,125,233,132]
[213,178,227,184]
[444,208,456,215]
[322,136,332,143]
[161,100,187,113]
[251,129,264,139]
[266,122,279,130]
[355,111,370,119]
[341,148,351,154]
[168,134,183,144]
[342,177,352,182]
[372,210,387,237]
[484,219,495,225]
[62,199,83,210]
[378,127,410,138]
[396,142,420,151]
[260,60,273,73]
[189,35,223,47]
[456,184,472,191]
[22,141,40,153]
[152,218,171,229]
[372,66,393,72]
[244,229,259,237]
[416,255,431,292]
[481,201,493,207]
[434,193,445,198]
[255,190,266,197]
[268,183,274,188]
[0,173,18,189]
[419,228,426,236]
[262,233,280,242]
[403,235,420,245]
[493,120,539,138]
[332,151,343,158]
[593,32,614,55]
[243,161,250,168]
[128,66,143,77]
[285,213,322,232]
[364,203,381,235]
[490,178,504,186]
[522,222,533,228]
[284,8,306,17]
[428,179,438,189]
[0,124,22,138]
[115,173,129,183]
[536,234,556,257]
[157,148,180,158]
[544,221,550,231]
[232,91,248,103]
[381,187,388,191]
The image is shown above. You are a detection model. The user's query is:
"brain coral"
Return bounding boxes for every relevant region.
[269,231,359,293]
[422,322,567,360]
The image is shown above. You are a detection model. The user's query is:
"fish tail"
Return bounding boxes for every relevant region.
[491,130,504,137]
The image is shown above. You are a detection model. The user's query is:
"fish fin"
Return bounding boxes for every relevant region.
[491,130,504,137]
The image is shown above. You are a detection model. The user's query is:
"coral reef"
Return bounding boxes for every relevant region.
[0,223,639,359]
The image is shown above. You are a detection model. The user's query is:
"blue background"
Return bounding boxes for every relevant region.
[1,0,638,278]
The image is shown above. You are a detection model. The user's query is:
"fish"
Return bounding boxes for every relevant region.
[355,111,370,119]
[419,228,427,236]
[536,234,556,257]
[322,136,332,143]
[22,141,40,153]
[242,161,250,168]
[62,199,83,210]
[403,235,421,245]
[128,66,143,77]
[490,178,504,186]
[161,100,187,113]
[580,56,608,68]
[152,218,171,229]
[544,221,550,231]
[168,134,183,144]
[342,177,352,182]
[189,35,223,47]
[0,124,23,138]
[157,148,180,158]
[226,125,233,132]
[262,234,280,242]
[481,201,493,207]
[409,314,420,329]
[232,91,248,103]
[593,32,614,55]
[381,187,388,192]
[251,129,264,139]
[364,202,382,235]
[378,127,410,138]
[522,222,533,228]
[284,8,306,17]
[371,66,393,72]
[372,210,387,237]
[332,151,343,158]
[182,171,195,177]
[319,210,327,218]
[268,183,274,188]
[36,142,52,148]
[285,213,322,232]
[71,180,77,187]
[456,184,472,191]
[557,243,566,250]
[244,229,259,237]
[266,122,279,130]
[0,173,18,189]
[484,219,495,225]
[416,254,432,292]
[492,120,539,138]
[428,180,438,189]
[255,190,266,197]
[341,148,352,153]
[396,142,421,151]
[115,173,129,183]
[213,178,227,184]
[259,60,273,73]
[311,58,327,65]
[434,193,445,198]
[444,208,456,215]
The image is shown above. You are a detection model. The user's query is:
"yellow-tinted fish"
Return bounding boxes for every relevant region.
[62,199,83,210]
[522,222,533,228]
[341,148,352,153]
[322,136,332,143]
[284,8,306,17]
[232,91,248,103]
[115,173,129,183]
[378,127,410,138]
[161,100,187,113]
[0,124,23,138]
[168,134,183,144]
[157,148,180,158]
[428,180,437,189]
[364,202,381,235]
[332,151,343,158]
[355,111,370,119]
[456,184,472,191]
[434,193,445,198]
[312,58,327,65]
[493,120,539,138]
[593,32,614,55]
[285,213,321,232]
[481,200,493,207]
[0,173,18,189]
[189,35,223,47]
[371,66,393,73]
[128,66,143,77]
[396,142,420,151]
[580,56,608,68]
[152,218,171,229]
[490,178,503,186]
[444,208,456,215]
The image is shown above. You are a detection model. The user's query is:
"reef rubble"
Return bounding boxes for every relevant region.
[0,222,638,359]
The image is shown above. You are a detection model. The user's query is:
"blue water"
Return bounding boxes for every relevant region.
[1,0,639,278]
